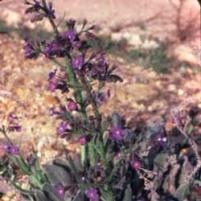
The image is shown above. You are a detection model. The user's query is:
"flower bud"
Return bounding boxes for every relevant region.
[79,136,88,145]
[131,159,141,170]
[85,188,99,201]
[110,126,124,141]
[54,184,65,198]
[57,121,71,137]
[4,144,20,155]
[71,54,84,70]
[67,100,78,111]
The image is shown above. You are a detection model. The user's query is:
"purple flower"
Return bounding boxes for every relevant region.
[156,136,167,144]
[72,41,82,49]
[65,29,77,42]
[44,36,71,58]
[97,53,106,66]
[93,90,110,106]
[24,41,38,59]
[110,126,124,141]
[79,136,88,145]
[47,70,68,93]
[7,113,22,132]
[152,133,167,146]
[45,2,55,19]
[44,40,63,58]
[48,79,58,92]
[8,113,18,122]
[48,69,57,80]
[54,184,65,198]
[25,0,55,20]
[131,159,141,170]
[25,0,41,13]
[67,100,78,111]
[71,55,84,70]
[57,121,71,137]
[63,29,82,49]
[88,54,108,81]
[85,188,99,201]
[4,144,20,155]
[8,125,22,132]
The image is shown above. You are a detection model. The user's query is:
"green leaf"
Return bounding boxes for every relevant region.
[100,186,113,201]
[10,156,31,175]
[88,142,97,166]
[122,185,132,201]
[154,153,168,169]
[43,183,64,201]
[11,176,34,197]
[80,145,87,166]
[29,175,43,189]
[43,163,73,186]
[34,190,49,201]
[111,113,123,127]
[174,183,190,201]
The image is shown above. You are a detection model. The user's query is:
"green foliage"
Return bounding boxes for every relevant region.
[127,44,171,73]
[90,34,172,73]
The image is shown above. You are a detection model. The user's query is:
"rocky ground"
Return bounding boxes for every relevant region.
[0,0,200,200]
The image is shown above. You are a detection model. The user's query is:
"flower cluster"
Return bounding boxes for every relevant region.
[3,143,20,155]
[0,113,21,156]
[25,0,55,22]
[47,69,68,93]
[24,12,122,84]
[7,113,22,132]
[85,188,99,201]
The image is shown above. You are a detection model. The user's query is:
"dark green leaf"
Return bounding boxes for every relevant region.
[122,184,132,201]
[43,184,64,201]
[174,183,190,201]
[34,190,49,201]
[43,164,73,186]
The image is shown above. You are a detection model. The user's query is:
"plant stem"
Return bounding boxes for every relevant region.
[43,0,87,121]
[65,59,87,120]
[41,0,59,36]
[78,72,101,127]
[42,0,86,119]
[50,57,87,120]
[77,72,108,166]
[0,126,13,145]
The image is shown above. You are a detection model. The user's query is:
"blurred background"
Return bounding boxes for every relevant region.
[0,0,200,38]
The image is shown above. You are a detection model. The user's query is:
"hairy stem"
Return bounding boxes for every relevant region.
[65,60,87,120]
[0,126,13,145]
[41,0,59,36]
[78,72,101,127]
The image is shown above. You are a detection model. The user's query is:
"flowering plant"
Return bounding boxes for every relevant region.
[0,1,201,201]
